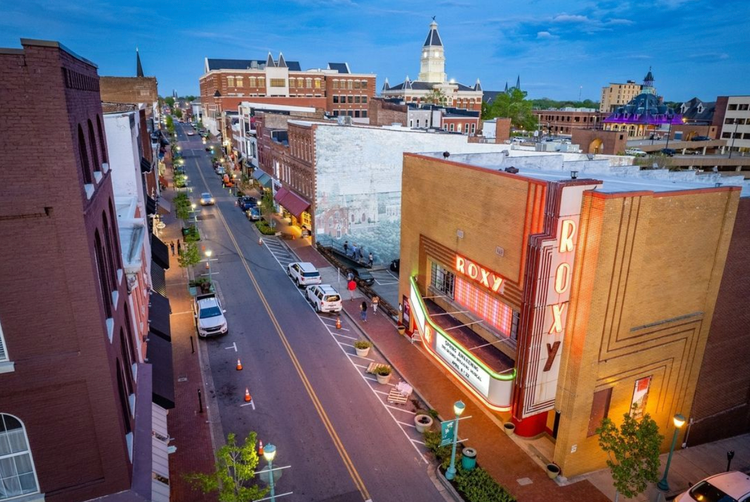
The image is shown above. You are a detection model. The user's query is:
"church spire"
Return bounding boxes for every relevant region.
[515,75,521,90]
[136,47,144,77]
[423,17,443,47]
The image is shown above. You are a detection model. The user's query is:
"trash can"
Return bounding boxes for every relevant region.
[461,447,477,471]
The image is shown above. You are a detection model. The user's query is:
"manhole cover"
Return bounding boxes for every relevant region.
[197,214,216,220]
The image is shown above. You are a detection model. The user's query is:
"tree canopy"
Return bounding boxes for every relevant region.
[531,98,599,110]
[482,88,538,131]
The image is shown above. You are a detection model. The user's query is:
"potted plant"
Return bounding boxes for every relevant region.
[503,422,516,436]
[546,463,561,480]
[414,413,434,433]
[354,340,371,357]
[397,323,406,335]
[375,365,392,385]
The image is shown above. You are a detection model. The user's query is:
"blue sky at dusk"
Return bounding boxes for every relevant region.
[1,0,748,102]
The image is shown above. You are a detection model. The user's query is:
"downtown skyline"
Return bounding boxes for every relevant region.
[1,0,749,102]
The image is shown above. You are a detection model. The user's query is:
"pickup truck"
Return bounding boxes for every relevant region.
[194,293,228,337]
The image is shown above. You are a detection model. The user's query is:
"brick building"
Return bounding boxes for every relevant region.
[381,20,483,112]
[398,151,748,476]
[0,39,171,501]
[199,55,375,138]
[533,108,601,136]
[713,95,750,154]
[599,80,642,113]
[368,97,482,134]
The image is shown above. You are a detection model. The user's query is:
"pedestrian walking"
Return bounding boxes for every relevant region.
[372,295,379,314]
[343,240,349,255]
[177,240,182,255]
[351,243,358,259]
[170,241,176,256]
[368,252,374,268]
[358,248,364,261]
[360,301,368,322]
[347,279,357,301]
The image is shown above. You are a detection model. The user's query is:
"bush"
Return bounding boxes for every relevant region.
[255,220,277,235]
[455,466,517,502]
[183,225,200,242]
[375,365,391,376]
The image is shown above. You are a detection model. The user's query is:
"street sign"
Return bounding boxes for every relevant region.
[440,419,456,447]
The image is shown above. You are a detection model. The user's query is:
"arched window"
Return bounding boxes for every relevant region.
[95,231,112,318]
[96,115,107,163]
[108,200,122,269]
[116,359,132,433]
[102,212,117,291]
[0,414,39,498]
[88,120,100,174]
[78,125,93,184]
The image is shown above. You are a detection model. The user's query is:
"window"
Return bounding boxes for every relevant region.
[728,104,738,110]
[249,77,257,87]
[258,77,265,87]
[270,79,286,87]
[0,414,39,499]
[354,96,360,104]
[95,231,112,318]
[354,80,361,89]
[78,125,92,184]
[96,115,107,163]
[449,123,454,132]
[332,80,339,89]
[332,110,339,117]
[361,110,367,118]
[333,96,339,104]
[347,96,353,104]
[314,78,321,89]
[740,104,750,111]
[116,360,132,434]
[361,80,368,89]
[236,77,244,87]
[725,118,735,125]
[588,388,612,436]
[0,319,7,363]
[305,78,312,88]
[297,78,304,88]
[102,212,117,290]
[362,96,367,104]
[430,261,455,298]
[347,80,353,90]
[454,278,514,336]
[354,110,360,118]
[227,76,235,87]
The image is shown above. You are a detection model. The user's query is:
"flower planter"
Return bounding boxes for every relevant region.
[397,324,406,335]
[355,346,371,358]
[546,463,560,480]
[376,373,391,385]
[503,422,516,436]
[414,414,434,433]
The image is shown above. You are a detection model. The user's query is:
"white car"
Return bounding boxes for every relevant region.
[625,148,647,157]
[187,131,195,136]
[199,192,215,205]
[676,471,750,502]
[306,284,343,313]
[287,262,322,287]
[194,293,228,337]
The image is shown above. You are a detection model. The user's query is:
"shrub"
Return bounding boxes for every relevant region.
[178,242,200,269]
[184,225,200,242]
[375,366,391,376]
[454,466,517,502]
[255,220,277,235]
[354,340,372,350]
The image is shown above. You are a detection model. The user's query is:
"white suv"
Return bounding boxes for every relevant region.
[194,293,228,337]
[287,262,322,287]
[306,284,343,313]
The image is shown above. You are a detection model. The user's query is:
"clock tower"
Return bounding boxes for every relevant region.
[418,20,446,84]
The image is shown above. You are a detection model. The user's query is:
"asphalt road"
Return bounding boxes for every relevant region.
[174,123,441,502]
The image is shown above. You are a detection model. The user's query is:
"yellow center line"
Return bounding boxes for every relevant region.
[190,158,371,501]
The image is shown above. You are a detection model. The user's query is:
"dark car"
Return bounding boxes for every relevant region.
[328,248,375,286]
[661,148,676,157]
[238,196,258,211]
[390,259,400,274]
[691,136,711,141]
[246,207,261,221]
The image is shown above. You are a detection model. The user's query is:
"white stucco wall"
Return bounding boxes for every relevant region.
[105,112,145,214]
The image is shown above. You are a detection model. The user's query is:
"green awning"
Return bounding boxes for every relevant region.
[252,169,273,188]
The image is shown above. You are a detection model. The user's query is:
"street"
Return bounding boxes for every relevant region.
[174,124,442,502]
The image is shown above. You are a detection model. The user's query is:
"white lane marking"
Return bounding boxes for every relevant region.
[411,439,426,445]
[339,342,355,348]
[240,400,256,410]
[333,333,357,341]
[386,405,416,415]
[225,342,238,352]
[348,353,374,362]
[396,421,416,428]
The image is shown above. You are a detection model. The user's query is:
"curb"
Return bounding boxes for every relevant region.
[431,465,463,502]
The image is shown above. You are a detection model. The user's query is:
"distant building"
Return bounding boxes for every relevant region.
[599,80,642,113]
[381,20,483,113]
[369,97,482,135]
[602,69,682,138]
[199,55,376,138]
[533,108,601,136]
[713,95,750,154]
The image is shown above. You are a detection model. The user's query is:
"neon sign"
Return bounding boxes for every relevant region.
[455,255,505,294]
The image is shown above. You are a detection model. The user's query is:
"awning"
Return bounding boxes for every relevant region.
[274,187,311,220]
[146,196,156,216]
[151,234,170,270]
[151,262,167,297]
[252,169,273,188]
[141,157,153,173]
[148,291,171,341]
[157,197,171,215]
[146,334,175,409]
[151,403,171,502]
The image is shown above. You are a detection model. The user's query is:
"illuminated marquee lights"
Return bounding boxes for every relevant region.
[543,218,576,373]
[455,256,505,294]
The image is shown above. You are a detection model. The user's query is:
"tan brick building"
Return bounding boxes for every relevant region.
[533,108,602,136]
[600,80,642,113]
[399,152,746,476]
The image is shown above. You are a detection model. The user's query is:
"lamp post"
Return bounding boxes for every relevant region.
[191,203,197,223]
[657,413,686,492]
[205,249,213,285]
[263,443,277,502]
[445,400,466,480]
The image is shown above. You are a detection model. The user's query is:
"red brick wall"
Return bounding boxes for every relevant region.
[368,98,407,126]
[0,41,133,501]
[688,197,750,445]
[571,129,627,155]
[495,118,511,142]
[99,76,157,106]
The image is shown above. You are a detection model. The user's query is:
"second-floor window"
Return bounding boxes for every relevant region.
[270,79,286,88]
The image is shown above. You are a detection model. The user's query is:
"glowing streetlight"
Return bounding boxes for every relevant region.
[205,249,213,285]
[445,400,466,480]
[657,413,686,492]
[191,203,197,222]
[263,444,277,501]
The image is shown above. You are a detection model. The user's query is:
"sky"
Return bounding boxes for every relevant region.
[1,0,748,102]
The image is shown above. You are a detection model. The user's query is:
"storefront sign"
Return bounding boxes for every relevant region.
[436,331,491,398]
[455,255,505,295]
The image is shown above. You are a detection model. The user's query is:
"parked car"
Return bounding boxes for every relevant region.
[691,136,711,141]
[661,148,677,157]
[287,262,322,287]
[216,166,225,176]
[328,248,375,286]
[187,131,195,136]
[194,293,228,337]
[390,259,400,274]
[676,471,750,502]
[306,284,343,313]
[238,196,258,211]
[246,207,261,221]
[199,192,215,205]
[625,148,647,157]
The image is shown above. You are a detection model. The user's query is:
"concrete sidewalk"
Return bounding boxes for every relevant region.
[283,236,750,502]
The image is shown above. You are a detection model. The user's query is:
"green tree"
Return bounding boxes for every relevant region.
[173,108,183,119]
[177,242,201,269]
[185,95,197,102]
[482,88,538,131]
[423,87,447,106]
[596,411,664,502]
[173,193,191,220]
[260,190,275,222]
[186,432,267,502]
[165,96,176,108]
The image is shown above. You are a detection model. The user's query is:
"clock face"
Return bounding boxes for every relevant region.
[423,51,428,58]
[434,51,439,57]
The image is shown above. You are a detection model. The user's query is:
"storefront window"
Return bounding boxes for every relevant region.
[430,261,455,298]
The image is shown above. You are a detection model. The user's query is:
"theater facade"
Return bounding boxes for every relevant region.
[398,152,742,475]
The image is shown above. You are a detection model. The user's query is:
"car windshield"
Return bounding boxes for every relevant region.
[324,295,341,302]
[302,272,319,278]
[688,481,738,502]
[199,306,222,319]
[201,193,211,198]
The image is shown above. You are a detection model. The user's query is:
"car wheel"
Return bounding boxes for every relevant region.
[315,304,320,313]
[295,278,299,287]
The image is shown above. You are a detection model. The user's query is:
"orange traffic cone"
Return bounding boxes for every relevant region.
[336,316,342,329]
[244,388,252,402]
[236,359,243,371]
[258,440,264,456]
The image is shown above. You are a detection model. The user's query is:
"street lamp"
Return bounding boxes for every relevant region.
[191,203,197,223]
[657,413,686,492]
[205,249,213,285]
[263,443,277,501]
[445,400,466,481]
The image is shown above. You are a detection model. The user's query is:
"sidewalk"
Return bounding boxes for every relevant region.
[283,238,750,502]
[161,175,217,500]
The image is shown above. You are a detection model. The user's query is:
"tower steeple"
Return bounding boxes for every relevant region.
[643,67,656,95]
[418,18,446,83]
[136,47,144,77]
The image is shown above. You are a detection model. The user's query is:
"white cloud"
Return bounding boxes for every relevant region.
[536,31,558,39]
[552,14,589,23]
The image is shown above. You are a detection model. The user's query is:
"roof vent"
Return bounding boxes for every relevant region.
[504,166,519,174]
[715,182,722,187]
[571,170,578,179]
[443,151,450,159]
